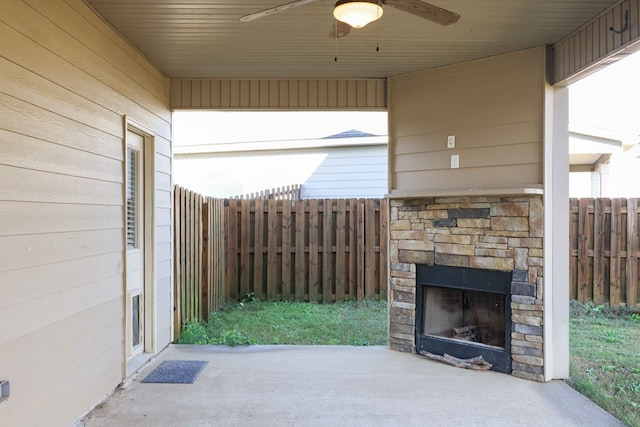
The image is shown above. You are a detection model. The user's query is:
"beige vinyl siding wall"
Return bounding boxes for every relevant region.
[0,0,171,425]
[171,78,387,110]
[387,47,546,196]
[155,139,174,349]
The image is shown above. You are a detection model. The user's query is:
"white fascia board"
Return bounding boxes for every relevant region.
[174,135,388,155]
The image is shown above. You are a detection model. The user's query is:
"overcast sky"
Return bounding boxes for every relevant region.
[569,50,640,138]
[173,110,388,146]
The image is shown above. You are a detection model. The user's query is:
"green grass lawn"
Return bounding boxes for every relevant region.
[568,302,640,427]
[178,299,388,346]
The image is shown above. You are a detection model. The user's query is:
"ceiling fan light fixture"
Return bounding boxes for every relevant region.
[333,0,383,29]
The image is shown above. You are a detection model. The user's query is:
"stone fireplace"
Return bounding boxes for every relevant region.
[388,196,545,381]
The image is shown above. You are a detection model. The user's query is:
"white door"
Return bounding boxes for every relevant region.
[126,130,145,360]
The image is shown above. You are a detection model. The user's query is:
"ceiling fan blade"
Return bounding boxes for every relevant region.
[328,20,352,38]
[240,0,323,22]
[383,0,460,26]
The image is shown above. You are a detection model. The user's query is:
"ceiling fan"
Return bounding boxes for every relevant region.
[240,0,460,38]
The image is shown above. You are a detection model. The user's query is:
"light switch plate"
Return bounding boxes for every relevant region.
[447,135,455,149]
[451,154,460,169]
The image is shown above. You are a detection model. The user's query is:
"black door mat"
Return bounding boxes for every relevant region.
[141,360,208,384]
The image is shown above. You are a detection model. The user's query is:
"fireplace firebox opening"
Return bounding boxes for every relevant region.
[416,264,512,373]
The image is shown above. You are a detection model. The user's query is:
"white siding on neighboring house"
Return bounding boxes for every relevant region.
[174,132,388,199]
[175,144,388,199]
[0,1,172,425]
[300,145,387,199]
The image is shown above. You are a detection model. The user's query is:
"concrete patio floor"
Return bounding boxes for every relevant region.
[81,345,623,427]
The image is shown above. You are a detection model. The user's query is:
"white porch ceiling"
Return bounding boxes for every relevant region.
[85,0,619,79]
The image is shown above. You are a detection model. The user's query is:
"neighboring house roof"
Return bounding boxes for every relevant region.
[174,129,388,156]
[323,129,378,139]
[569,123,638,171]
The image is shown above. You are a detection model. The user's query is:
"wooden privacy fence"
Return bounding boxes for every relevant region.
[225,198,388,303]
[173,185,389,336]
[173,186,225,338]
[570,198,639,306]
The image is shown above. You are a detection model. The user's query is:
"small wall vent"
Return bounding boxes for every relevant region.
[0,380,10,403]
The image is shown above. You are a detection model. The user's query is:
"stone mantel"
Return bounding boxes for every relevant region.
[387,187,544,199]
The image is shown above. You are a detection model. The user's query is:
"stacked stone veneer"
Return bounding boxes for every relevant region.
[388,196,545,381]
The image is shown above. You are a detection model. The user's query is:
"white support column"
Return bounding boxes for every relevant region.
[543,84,570,380]
[598,163,611,197]
[590,171,601,197]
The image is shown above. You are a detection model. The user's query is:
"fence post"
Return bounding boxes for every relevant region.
[576,198,590,302]
[627,198,638,306]
[348,199,357,299]
[196,193,202,321]
[379,198,389,300]
[308,199,319,302]
[569,198,578,300]
[357,199,365,301]
[294,199,306,300]
[365,199,377,300]
[240,199,251,298]
[214,198,226,309]
[322,199,333,303]
[335,199,347,302]
[201,201,210,321]
[282,199,293,300]
[593,198,605,305]
[266,199,279,300]
[173,186,182,340]
[226,199,239,300]
[253,199,265,300]
[610,199,622,305]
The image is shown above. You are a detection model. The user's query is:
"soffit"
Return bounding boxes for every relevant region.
[85,0,619,79]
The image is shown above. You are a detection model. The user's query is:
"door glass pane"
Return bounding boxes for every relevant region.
[132,294,141,347]
[126,148,139,249]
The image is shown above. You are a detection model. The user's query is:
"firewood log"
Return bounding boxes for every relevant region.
[418,351,493,370]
